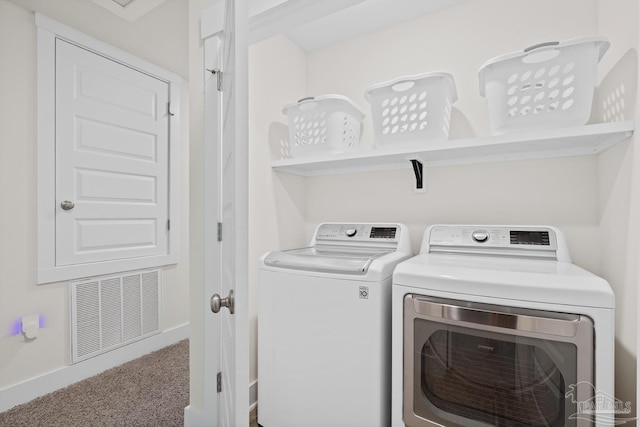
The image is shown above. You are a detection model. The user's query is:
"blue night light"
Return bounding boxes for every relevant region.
[10,318,23,336]
[9,314,47,336]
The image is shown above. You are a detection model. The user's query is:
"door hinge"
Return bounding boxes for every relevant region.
[208,68,223,91]
[217,222,223,242]
[217,372,222,393]
[167,219,171,231]
[167,102,175,116]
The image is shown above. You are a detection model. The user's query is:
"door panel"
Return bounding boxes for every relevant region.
[55,39,169,266]
[215,0,249,425]
[220,0,239,424]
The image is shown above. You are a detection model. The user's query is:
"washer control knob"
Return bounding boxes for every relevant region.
[472,230,489,243]
[345,228,357,237]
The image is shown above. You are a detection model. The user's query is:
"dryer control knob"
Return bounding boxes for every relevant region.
[472,230,489,243]
[345,228,357,237]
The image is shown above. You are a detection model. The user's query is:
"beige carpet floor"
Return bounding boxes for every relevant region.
[0,340,190,426]
[0,339,258,427]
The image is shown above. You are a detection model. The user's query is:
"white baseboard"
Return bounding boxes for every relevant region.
[183,405,205,427]
[184,381,258,426]
[249,379,258,410]
[0,323,189,413]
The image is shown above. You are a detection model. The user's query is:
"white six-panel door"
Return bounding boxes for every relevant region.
[55,39,170,266]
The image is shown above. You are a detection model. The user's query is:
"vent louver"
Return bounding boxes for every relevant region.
[71,269,161,363]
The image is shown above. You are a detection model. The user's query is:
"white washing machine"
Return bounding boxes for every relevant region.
[391,225,615,427]
[258,222,412,427]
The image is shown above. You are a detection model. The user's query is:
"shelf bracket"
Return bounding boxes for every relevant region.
[409,158,426,193]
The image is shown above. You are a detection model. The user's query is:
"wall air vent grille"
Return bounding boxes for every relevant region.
[70,269,161,363]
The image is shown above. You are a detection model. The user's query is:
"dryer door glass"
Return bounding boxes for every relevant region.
[403,295,594,427]
[420,328,572,426]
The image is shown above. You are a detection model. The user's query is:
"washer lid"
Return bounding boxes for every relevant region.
[263,245,393,275]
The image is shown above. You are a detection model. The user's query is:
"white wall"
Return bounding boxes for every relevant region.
[249,35,308,381]
[253,0,638,412]
[185,0,638,417]
[0,0,190,407]
[302,0,602,267]
[596,0,639,414]
[187,0,209,412]
[306,0,597,149]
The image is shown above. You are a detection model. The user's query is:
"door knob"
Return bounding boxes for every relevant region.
[60,200,75,211]
[211,289,234,314]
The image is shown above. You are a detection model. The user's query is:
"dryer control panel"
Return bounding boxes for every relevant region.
[424,225,569,261]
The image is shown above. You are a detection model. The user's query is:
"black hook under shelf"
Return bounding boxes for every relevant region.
[410,159,424,191]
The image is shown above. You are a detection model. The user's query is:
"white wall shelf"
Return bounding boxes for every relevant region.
[272,121,635,177]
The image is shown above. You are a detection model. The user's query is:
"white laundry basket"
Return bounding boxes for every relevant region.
[478,36,610,134]
[365,72,457,148]
[282,95,365,158]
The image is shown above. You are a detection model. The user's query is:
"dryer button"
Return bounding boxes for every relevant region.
[345,228,357,237]
[472,230,489,243]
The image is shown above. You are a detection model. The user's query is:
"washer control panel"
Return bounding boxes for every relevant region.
[316,223,399,243]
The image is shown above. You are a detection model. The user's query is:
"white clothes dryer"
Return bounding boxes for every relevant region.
[258,223,412,427]
[391,225,615,427]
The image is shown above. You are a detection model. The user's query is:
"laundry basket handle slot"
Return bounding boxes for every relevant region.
[524,41,560,52]
[391,80,416,92]
[522,41,561,64]
[297,96,319,111]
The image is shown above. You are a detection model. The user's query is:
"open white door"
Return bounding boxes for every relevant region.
[197,0,250,426]
[215,0,249,425]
